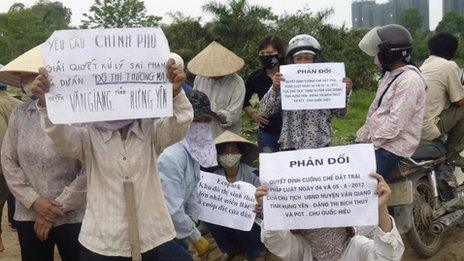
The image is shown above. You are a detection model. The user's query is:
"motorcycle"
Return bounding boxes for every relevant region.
[388,140,464,257]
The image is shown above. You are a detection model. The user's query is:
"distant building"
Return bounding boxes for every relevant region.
[351,0,430,31]
[443,0,464,17]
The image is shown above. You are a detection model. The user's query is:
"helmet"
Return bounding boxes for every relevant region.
[359,24,413,70]
[286,34,321,63]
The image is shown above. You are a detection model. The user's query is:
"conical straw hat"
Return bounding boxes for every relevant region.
[0,45,43,87]
[214,131,258,164]
[187,41,244,77]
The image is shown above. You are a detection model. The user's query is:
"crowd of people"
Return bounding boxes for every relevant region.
[0,23,462,261]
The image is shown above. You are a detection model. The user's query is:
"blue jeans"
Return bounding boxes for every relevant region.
[205,222,263,260]
[258,130,280,153]
[375,148,402,181]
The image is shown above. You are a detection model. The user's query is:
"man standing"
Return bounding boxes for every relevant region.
[420,33,464,167]
[0,67,21,252]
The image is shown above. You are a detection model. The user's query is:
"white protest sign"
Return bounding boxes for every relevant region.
[260,144,378,230]
[43,27,172,124]
[198,171,257,231]
[280,63,346,110]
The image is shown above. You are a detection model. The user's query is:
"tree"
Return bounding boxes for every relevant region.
[203,0,277,75]
[400,8,423,34]
[162,12,212,83]
[436,12,464,36]
[81,0,161,28]
[0,0,72,64]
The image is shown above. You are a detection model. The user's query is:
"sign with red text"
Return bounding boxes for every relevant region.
[43,27,172,124]
[260,144,378,230]
[198,171,257,231]
[280,63,346,110]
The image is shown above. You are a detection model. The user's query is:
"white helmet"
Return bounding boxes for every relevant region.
[287,34,321,62]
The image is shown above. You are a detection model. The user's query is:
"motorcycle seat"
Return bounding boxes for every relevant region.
[411,140,447,161]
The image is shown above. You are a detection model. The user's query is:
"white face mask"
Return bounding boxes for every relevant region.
[219,153,241,169]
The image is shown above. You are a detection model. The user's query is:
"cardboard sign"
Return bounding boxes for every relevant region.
[260,144,378,230]
[198,171,257,231]
[43,27,172,124]
[280,63,346,110]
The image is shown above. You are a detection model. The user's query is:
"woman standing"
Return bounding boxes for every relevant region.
[243,36,285,153]
[356,24,426,179]
[0,46,86,261]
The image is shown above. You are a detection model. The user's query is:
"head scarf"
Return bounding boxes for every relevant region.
[181,122,217,168]
[300,228,351,261]
[87,120,134,131]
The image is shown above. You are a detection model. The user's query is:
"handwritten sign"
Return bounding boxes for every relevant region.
[260,144,378,230]
[43,28,172,124]
[198,171,257,231]
[280,63,346,110]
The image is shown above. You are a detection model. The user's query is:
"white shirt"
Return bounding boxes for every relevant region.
[40,92,193,256]
[193,74,245,137]
[261,217,404,261]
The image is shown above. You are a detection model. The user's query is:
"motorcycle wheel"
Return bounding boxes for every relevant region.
[406,178,444,257]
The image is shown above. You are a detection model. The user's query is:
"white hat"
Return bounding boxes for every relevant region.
[170,52,185,71]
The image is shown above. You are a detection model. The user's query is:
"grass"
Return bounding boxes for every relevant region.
[332,89,375,145]
[241,89,376,146]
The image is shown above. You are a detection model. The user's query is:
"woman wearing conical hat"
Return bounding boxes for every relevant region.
[188,42,246,138]
[203,131,265,260]
[0,45,85,260]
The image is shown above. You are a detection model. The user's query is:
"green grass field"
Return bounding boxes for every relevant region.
[332,89,375,145]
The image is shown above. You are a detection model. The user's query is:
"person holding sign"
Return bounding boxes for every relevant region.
[357,24,426,179]
[30,57,194,260]
[0,46,86,261]
[259,34,353,151]
[158,90,217,258]
[188,41,246,138]
[255,173,404,260]
[203,131,264,260]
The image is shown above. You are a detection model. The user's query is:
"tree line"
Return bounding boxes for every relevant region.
[1,0,464,90]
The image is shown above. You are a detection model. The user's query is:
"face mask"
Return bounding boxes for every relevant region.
[219,153,241,169]
[259,55,280,69]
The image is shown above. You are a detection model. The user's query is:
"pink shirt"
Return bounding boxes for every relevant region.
[356,65,426,158]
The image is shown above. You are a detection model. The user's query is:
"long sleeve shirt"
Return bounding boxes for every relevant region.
[356,65,426,157]
[1,101,85,226]
[261,217,404,261]
[260,87,348,150]
[193,74,245,137]
[0,90,21,203]
[158,142,201,241]
[39,91,193,257]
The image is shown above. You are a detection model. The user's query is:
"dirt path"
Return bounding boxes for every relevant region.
[1,204,463,260]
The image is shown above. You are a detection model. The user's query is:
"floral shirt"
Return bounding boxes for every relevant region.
[1,101,85,226]
[260,88,348,150]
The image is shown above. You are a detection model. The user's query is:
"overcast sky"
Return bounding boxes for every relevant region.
[0,0,443,30]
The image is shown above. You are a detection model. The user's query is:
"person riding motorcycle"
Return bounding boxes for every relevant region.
[356,24,426,180]
[420,33,464,168]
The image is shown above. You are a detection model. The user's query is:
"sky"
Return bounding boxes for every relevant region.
[0,0,443,30]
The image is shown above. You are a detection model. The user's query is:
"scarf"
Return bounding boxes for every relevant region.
[300,227,351,261]
[88,120,134,131]
[181,122,217,168]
